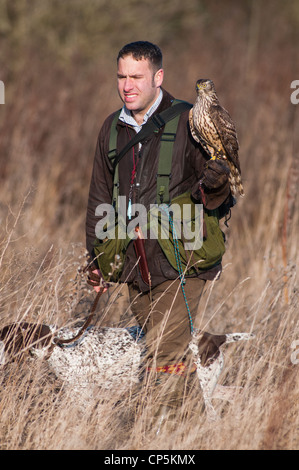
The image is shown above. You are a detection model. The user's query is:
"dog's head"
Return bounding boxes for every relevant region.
[190,329,255,367]
[190,330,227,367]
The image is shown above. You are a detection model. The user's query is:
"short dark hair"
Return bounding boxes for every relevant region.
[117,41,163,71]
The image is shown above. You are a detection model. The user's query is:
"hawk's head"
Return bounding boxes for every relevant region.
[195,79,216,96]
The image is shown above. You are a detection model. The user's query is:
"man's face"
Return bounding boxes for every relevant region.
[117,54,163,124]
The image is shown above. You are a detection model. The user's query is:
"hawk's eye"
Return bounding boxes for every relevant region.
[202,83,207,88]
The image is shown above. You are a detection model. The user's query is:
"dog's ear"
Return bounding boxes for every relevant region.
[24,323,52,348]
[197,332,227,366]
[0,323,53,359]
[0,323,26,356]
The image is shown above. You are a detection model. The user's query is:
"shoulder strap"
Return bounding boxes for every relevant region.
[109,100,192,170]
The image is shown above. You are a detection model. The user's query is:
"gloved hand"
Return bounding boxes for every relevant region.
[200,158,230,190]
[85,266,110,293]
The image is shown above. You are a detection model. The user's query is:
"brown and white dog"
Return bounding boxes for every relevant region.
[0,321,254,420]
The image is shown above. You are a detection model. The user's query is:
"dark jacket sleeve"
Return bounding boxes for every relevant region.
[85,115,115,261]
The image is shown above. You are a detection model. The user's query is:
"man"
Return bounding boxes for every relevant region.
[86,41,232,411]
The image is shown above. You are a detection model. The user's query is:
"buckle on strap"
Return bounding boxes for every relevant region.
[160,132,176,142]
[152,113,165,129]
[156,172,172,179]
[108,148,117,160]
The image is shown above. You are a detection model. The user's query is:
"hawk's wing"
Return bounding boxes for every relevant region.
[189,107,200,142]
[210,104,241,172]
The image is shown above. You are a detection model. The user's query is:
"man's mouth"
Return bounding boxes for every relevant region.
[124,93,137,102]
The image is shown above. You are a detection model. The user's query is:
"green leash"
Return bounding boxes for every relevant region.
[161,205,194,335]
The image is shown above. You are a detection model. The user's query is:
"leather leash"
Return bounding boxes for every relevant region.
[53,287,104,348]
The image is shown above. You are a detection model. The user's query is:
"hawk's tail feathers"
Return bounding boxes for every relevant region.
[228,162,245,197]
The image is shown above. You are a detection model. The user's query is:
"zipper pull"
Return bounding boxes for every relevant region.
[127,198,132,220]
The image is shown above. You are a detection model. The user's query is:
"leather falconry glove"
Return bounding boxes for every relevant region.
[200,158,230,190]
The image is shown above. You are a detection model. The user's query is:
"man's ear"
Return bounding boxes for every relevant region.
[154,68,164,88]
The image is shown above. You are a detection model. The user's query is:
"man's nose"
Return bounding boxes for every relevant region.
[124,77,134,91]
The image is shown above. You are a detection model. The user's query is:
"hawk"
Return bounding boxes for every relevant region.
[189,78,244,197]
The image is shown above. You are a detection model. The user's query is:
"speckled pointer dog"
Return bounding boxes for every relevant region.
[0,321,254,419]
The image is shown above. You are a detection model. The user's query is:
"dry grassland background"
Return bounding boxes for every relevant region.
[0,0,298,450]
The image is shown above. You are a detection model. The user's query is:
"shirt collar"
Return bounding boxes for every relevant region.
[119,89,163,133]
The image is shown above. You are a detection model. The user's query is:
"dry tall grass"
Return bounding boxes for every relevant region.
[0,0,298,450]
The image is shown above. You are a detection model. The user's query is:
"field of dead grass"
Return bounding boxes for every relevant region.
[0,0,298,450]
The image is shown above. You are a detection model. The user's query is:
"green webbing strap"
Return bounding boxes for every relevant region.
[156,105,181,204]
